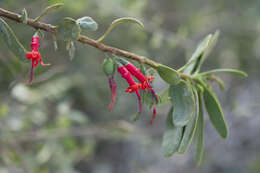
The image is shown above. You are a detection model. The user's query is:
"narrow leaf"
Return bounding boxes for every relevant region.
[33,3,64,22]
[57,17,81,41]
[194,93,204,166]
[76,16,98,31]
[182,30,219,75]
[97,17,144,42]
[178,88,199,153]
[162,107,183,157]
[156,64,180,85]
[195,31,219,73]
[21,8,28,24]
[199,69,248,78]
[203,86,228,138]
[0,18,27,62]
[182,34,212,74]
[169,80,195,126]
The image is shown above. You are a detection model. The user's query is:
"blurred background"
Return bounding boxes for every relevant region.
[0,0,260,173]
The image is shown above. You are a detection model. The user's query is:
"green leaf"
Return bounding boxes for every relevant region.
[194,93,204,166]
[158,87,170,107]
[156,64,180,85]
[21,8,28,24]
[0,18,27,62]
[97,17,144,42]
[195,31,219,73]
[203,86,228,138]
[199,69,248,78]
[182,30,219,75]
[33,3,64,22]
[182,34,212,74]
[57,17,81,41]
[178,88,199,153]
[162,107,183,157]
[76,16,98,31]
[169,80,195,126]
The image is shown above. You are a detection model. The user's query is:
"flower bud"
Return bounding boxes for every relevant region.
[103,58,115,76]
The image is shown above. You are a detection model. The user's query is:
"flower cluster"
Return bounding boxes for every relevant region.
[26,32,50,83]
[103,57,158,124]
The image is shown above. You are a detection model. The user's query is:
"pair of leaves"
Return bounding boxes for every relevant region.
[0,18,27,62]
[162,87,199,157]
[162,79,228,163]
[181,31,219,75]
[162,81,196,156]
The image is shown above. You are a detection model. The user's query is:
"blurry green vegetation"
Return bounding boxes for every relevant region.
[0,0,260,173]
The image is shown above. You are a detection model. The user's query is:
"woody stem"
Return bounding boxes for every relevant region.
[0,7,159,68]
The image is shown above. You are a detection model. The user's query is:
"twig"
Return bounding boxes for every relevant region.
[0,7,159,68]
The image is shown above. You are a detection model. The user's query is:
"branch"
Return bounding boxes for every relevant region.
[0,7,159,68]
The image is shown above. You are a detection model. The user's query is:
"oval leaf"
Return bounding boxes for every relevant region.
[178,88,199,153]
[0,18,27,62]
[162,107,183,157]
[57,17,81,41]
[194,93,204,166]
[76,16,98,31]
[156,64,180,85]
[97,17,144,42]
[169,80,195,126]
[203,86,228,138]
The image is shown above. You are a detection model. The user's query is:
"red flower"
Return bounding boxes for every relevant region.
[119,58,159,124]
[119,58,158,103]
[26,32,50,83]
[117,62,142,114]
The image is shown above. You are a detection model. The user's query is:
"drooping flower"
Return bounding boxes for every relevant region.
[116,61,143,114]
[119,58,158,103]
[119,58,159,124]
[103,58,117,111]
[26,32,50,83]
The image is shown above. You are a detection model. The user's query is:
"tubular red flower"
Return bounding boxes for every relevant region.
[26,32,50,83]
[120,58,159,103]
[108,76,117,111]
[117,63,142,114]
